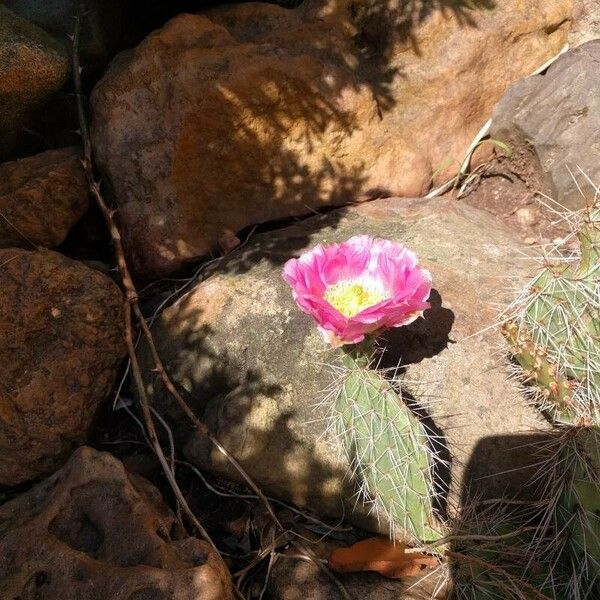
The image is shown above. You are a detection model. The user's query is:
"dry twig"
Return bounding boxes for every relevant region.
[72,11,243,598]
[72,8,350,599]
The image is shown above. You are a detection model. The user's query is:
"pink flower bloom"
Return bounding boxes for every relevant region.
[283,235,432,347]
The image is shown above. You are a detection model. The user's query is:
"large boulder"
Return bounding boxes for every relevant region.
[490,41,600,211]
[0,147,89,248]
[0,6,70,159]
[0,249,126,485]
[140,197,550,535]
[0,446,233,600]
[91,0,571,277]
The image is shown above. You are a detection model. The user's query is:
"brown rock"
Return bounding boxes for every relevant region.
[91,0,571,277]
[268,554,442,600]
[515,206,539,228]
[139,197,550,537]
[0,249,126,485]
[0,6,70,159]
[4,0,125,71]
[0,147,89,248]
[0,446,233,600]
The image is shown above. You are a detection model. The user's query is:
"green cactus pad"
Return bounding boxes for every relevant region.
[334,349,442,542]
[504,206,600,424]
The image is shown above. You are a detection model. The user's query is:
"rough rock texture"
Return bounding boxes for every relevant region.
[0,147,89,248]
[570,0,600,45]
[0,5,70,159]
[91,0,571,277]
[140,197,550,536]
[0,249,126,485]
[490,41,600,211]
[0,447,233,600]
[268,554,442,600]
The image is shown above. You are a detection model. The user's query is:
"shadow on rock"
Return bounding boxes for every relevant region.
[90,0,504,277]
[461,431,555,504]
[380,289,456,369]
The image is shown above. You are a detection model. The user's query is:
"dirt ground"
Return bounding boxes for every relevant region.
[456,155,573,247]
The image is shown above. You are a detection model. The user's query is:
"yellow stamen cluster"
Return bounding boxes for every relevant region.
[324,279,387,318]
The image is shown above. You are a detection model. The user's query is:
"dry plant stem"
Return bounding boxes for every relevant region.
[72,14,245,600]
[444,550,552,600]
[131,270,351,599]
[139,318,354,600]
[124,309,216,547]
[73,10,350,600]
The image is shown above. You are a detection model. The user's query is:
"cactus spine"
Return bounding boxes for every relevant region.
[333,343,442,542]
[503,202,600,596]
[553,427,600,596]
[503,205,600,424]
[449,501,559,600]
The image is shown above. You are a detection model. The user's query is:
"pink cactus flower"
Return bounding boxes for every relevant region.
[283,235,432,347]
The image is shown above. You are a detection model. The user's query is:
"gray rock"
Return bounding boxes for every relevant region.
[490,41,600,211]
[0,147,89,248]
[267,552,443,600]
[140,197,550,536]
[0,6,70,159]
[570,0,600,46]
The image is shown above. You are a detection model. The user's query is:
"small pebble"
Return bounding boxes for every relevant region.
[515,206,539,227]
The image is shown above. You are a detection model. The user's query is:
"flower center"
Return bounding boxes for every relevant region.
[324,278,387,318]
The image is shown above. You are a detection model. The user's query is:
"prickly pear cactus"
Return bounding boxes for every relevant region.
[333,345,442,542]
[503,202,600,598]
[553,426,600,596]
[503,205,600,424]
[449,501,559,600]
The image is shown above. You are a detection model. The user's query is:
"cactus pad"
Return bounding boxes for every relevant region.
[333,349,442,542]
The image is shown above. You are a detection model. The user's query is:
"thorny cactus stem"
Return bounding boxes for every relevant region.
[553,426,600,595]
[504,201,600,598]
[503,321,577,422]
[333,340,443,543]
[503,205,600,424]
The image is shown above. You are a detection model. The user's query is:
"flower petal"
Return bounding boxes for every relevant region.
[282,236,432,346]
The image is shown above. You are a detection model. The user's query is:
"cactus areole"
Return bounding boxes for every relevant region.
[283,236,442,542]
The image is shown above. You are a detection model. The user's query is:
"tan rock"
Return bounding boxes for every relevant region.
[0,249,126,485]
[91,0,571,277]
[139,197,550,537]
[0,6,70,159]
[570,0,600,46]
[0,147,89,248]
[0,446,233,600]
